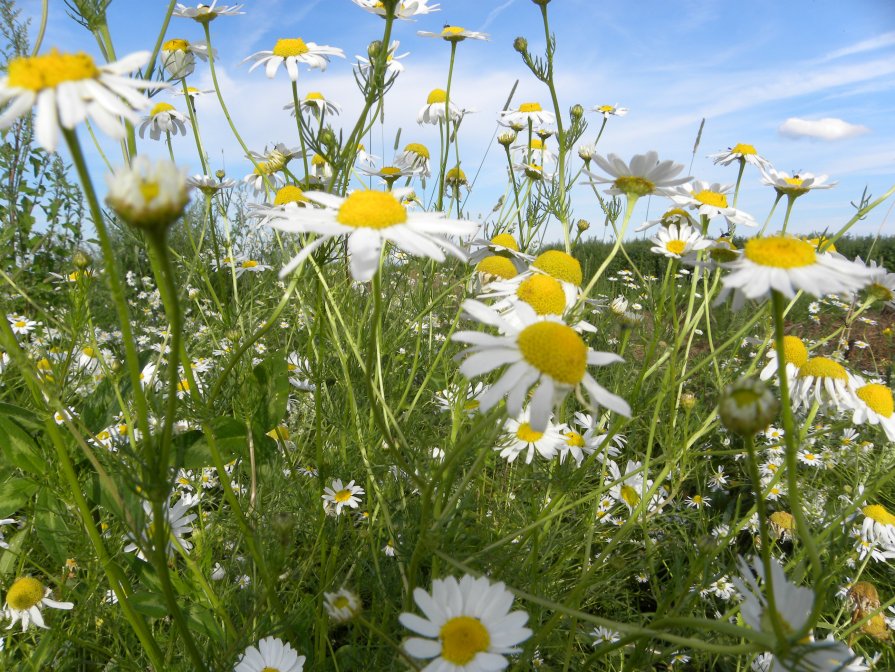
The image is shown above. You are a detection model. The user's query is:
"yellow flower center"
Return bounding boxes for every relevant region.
[266,425,290,440]
[333,595,350,609]
[784,176,804,187]
[769,511,795,530]
[490,233,519,251]
[139,181,160,202]
[620,485,640,508]
[439,616,490,665]
[36,358,52,371]
[427,88,447,104]
[82,346,96,358]
[517,322,586,385]
[446,167,467,183]
[781,335,809,367]
[404,142,430,159]
[14,320,26,328]
[441,26,466,36]
[856,384,894,417]
[310,154,327,167]
[731,143,757,155]
[8,49,99,91]
[665,240,686,256]
[807,237,837,253]
[864,504,895,527]
[613,176,655,197]
[379,166,402,176]
[515,422,544,443]
[797,357,847,381]
[163,38,191,52]
[306,91,324,100]
[532,250,583,286]
[260,668,280,672]
[597,105,615,113]
[530,138,544,150]
[6,577,45,611]
[274,185,308,205]
[519,102,543,113]
[241,260,258,269]
[476,256,517,279]
[273,38,309,57]
[744,237,816,269]
[336,191,407,229]
[516,274,566,315]
[565,431,585,447]
[694,190,729,209]
[150,102,175,117]
[334,489,353,504]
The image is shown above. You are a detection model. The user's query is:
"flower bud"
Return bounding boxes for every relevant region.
[215,169,226,180]
[105,157,190,234]
[367,40,382,60]
[513,36,528,53]
[680,392,697,411]
[73,250,92,270]
[719,377,779,436]
[498,131,517,147]
[576,218,590,233]
[570,104,584,120]
[768,511,795,541]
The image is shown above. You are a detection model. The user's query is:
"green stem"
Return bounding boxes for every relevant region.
[31,0,48,56]
[780,195,797,234]
[758,193,783,236]
[436,41,458,211]
[291,81,312,179]
[181,78,209,175]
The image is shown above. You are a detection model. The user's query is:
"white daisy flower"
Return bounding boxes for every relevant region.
[478,273,574,325]
[499,102,555,128]
[790,357,855,412]
[759,334,808,387]
[584,151,691,198]
[284,91,341,118]
[3,577,73,631]
[105,157,191,231]
[395,142,432,177]
[850,379,895,441]
[0,49,153,152]
[709,143,770,169]
[860,503,895,550]
[324,588,362,623]
[244,38,344,81]
[669,180,756,228]
[173,2,244,23]
[354,0,439,19]
[160,38,212,79]
[138,102,189,141]
[263,188,477,282]
[467,233,530,270]
[635,207,697,233]
[650,223,712,259]
[233,636,305,672]
[417,88,464,125]
[512,136,557,165]
[453,300,630,432]
[418,25,489,42]
[593,104,628,119]
[124,494,198,560]
[716,236,874,310]
[606,460,661,513]
[187,174,237,195]
[172,85,214,99]
[8,315,38,335]
[400,574,531,671]
[322,479,364,516]
[761,167,836,197]
[497,408,566,464]
[591,625,621,645]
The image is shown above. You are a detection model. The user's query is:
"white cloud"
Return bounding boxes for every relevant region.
[778,117,869,141]
[818,31,895,62]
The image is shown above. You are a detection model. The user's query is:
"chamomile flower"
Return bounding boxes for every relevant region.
[759,335,809,386]
[453,300,630,432]
[478,273,573,325]
[669,181,756,228]
[635,207,697,233]
[284,91,341,118]
[160,38,212,79]
[105,157,191,232]
[850,380,895,441]
[322,479,364,516]
[593,104,628,119]
[264,188,477,282]
[709,143,770,169]
[717,235,874,310]
[138,102,189,141]
[859,503,895,550]
[512,136,557,165]
[418,88,463,125]
[418,25,489,42]
[187,173,237,195]
[732,555,814,645]
[591,626,621,645]
[497,408,566,464]
[790,357,855,412]
[500,102,555,127]
[173,2,244,23]
[650,223,712,259]
[761,167,836,197]
[358,163,419,187]
[354,0,440,19]
[395,143,432,177]
[324,588,362,622]
[233,636,306,672]
[123,493,198,560]
[3,577,73,631]
[244,38,344,81]
[8,315,37,335]
[400,574,531,672]
[0,49,153,152]
[584,151,690,198]
[467,233,530,270]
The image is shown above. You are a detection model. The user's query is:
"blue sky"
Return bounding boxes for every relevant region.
[19,0,895,240]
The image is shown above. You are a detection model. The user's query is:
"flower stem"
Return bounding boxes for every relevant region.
[436,41,458,211]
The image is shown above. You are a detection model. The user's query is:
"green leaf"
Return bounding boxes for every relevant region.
[128,591,169,619]
[34,488,71,565]
[180,418,246,469]
[0,417,47,476]
[0,528,27,578]
[0,476,39,518]
[248,352,289,432]
[0,401,42,429]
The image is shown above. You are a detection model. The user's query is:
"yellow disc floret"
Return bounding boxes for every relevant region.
[8,49,99,91]
[694,190,729,209]
[516,274,566,315]
[6,577,45,611]
[404,143,430,159]
[273,38,309,57]
[476,256,517,279]
[781,335,809,368]
[439,616,490,665]
[856,384,894,418]
[565,431,585,447]
[336,191,407,229]
[150,102,175,117]
[665,240,686,256]
[517,322,586,385]
[731,143,757,155]
[490,233,519,251]
[441,26,467,37]
[163,38,191,52]
[334,489,352,503]
[274,185,308,205]
[613,176,655,197]
[797,357,847,381]
[427,88,447,104]
[516,423,544,443]
[532,250,583,286]
[744,237,816,269]
[863,504,895,527]
[306,91,324,100]
[519,102,543,113]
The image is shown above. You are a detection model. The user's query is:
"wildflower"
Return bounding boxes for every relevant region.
[650,223,712,259]
[0,49,153,152]
[860,503,895,550]
[418,25,489,42]
[172,85,214,98]
[3,577,73,631]
[790,357,854,412]
[395,142,432,177]
[584,151,690,198]
[499,102,555,128]
[849,379,895,441]
[124,494,198,560]
[669,180,756,228]
[354,0,440,19]
[593,104,628,119]
[187,174,237,195]
[173,2,244,23]
[322,479,364,516]
[358,163,419,187]
[105,157,191,232]
[8,315,37,336]
[607,460,662,514]
[264,188,477,281]
[400,574,531,671]
[244,38,344,80]
[717,236,874,310]
[760,335,809,387]
[453,300,629,431]
[284,91,341,118]
[591,625,621,645]
[761,167,836,197]
[138,102,189,141]
[769,511,796,541]
[160,38,211,79]
[324,588,362,623]
[497,409,566,464]
[417,88,464,125]
[233,636,305,672]
[685,494,711,509]
[709,143,770,169]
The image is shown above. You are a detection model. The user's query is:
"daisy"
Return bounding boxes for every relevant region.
[417,88,463,125]
[513,162,554,182]
[244,38,344,81]
[124,494,198,560]
[358,163,419,187]
[593,104,628,119]
[3,577,73,631]
[635,207,696,233]
[761,167,836,197]
[499,102,555,128]
[138,102,189,141]
[263,188,477,282]
[8,315,37,335]
[649,223,712,259]
[284,91,341,118]
[418,25,489,42]
[606,460,661,513]
[187,174,237,195]
[790,357,855,412]
[479,273,573,325]
[234,636,305,672]
[669,181,756,228]
[685,494,711,509]
[860,257,895,307]
[453,300,629,432]
[860,503,895,550]
[160,38,212,79]
[354,0,440,19]
[105,157,191,232]
[709,143,771,169]
[400,574,531,671]
[324,588,362,623]
[496,409,566,464]
[759,334,808,386]
[467,233,530,270]
[591,626,621,646]
[173,2,244,22]
[512,136,557,165]
[356,40,409,77]
[172,85,214,99]
[322,479,364,516]
[716,235,874,310]
[732,555,814,645]
[395,142,432,177]
[584,151,690,198]
[0,49,153,152]
[850,380,895,441]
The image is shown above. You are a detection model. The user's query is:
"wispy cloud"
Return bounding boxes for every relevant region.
[779,117,869,141]
[818,31,895,62]
[480,0,517,31]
